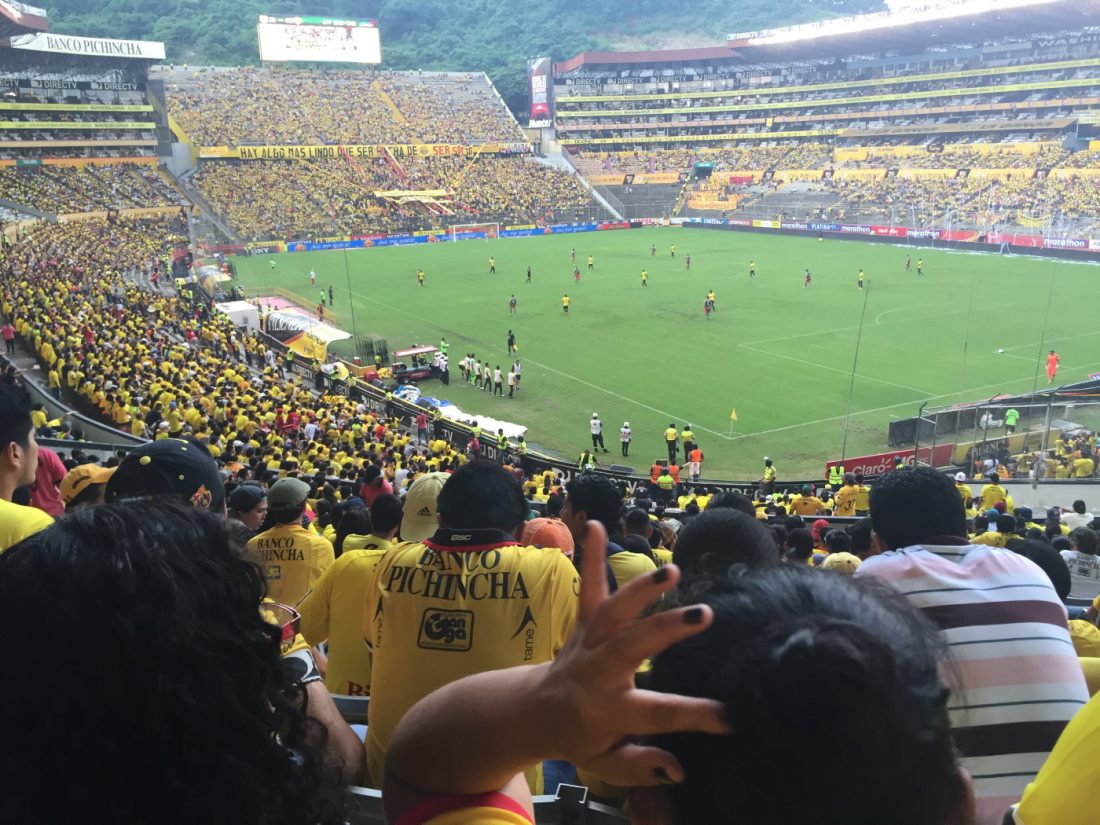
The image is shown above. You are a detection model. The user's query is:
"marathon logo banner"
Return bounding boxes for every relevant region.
[200,143,533,160]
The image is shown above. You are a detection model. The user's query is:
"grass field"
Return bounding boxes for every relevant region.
[231,228,1100,478]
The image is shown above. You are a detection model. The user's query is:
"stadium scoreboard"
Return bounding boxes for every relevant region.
[257,16,381,64]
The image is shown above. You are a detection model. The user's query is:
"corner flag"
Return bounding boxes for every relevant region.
[730,408,738,421]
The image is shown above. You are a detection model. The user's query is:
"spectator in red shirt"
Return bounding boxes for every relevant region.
[415,411,428,444]
[358,464,392,506]
[28,446,66,517]
[1,321,15,354]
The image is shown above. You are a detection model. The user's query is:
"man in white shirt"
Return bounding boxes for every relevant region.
[1061,500,1094,530]
[1061,526,1100,601]
[619,422,632,457]
[590,413,607,452]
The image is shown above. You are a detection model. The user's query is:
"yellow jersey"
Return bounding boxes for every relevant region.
[364,528,579,787]
[1012,692,1100,825]
[299,548,386,696]
[608,550,657,587]
[979,484,1007,510]
[399,793,533,825]
[789,495,825,516]
[246,522,335,606]
[853,484,870,512]
[833,485,858,517]
[0,499,53,552]
[955,483,973,502]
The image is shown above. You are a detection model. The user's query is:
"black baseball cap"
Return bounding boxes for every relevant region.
[106,438,226,512]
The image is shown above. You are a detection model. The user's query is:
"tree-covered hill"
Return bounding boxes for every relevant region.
[47,0,881,112]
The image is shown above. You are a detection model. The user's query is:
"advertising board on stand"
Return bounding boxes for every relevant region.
[825,444,956,479]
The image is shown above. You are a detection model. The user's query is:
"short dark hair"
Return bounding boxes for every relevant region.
[996,514,1017,534]
[870,467,966,549]
[545,493,564,517]
[564,473,622,534]
[1073,499,1087,515]
[1071,526,1099,556]
[437,461,526,532]
[706,491,755,517]
[1011,540,1072,602]
[785,528,813,563]
[370,493,403,534]
[0,382,33,452]
[673,509,778,581]
[848,518,873,558]
[623,508,651,534]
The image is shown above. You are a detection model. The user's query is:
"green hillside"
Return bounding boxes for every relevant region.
[231,228,1100,479]
[48,0,881,111]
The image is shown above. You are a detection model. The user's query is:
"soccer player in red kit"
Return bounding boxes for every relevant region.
[1046,350,1060,384]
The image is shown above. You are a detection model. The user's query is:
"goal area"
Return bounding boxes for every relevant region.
[448,222,499,241]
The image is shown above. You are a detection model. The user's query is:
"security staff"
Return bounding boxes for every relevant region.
[828,463,844,491]
[664,423,679,464]
[681,424,696,457]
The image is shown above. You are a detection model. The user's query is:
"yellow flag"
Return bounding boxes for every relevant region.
[730,408,738,421]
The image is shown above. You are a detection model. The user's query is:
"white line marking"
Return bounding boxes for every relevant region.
[738,343,936,396]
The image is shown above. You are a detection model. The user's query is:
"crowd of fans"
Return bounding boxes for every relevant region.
[164,67,524,148]
[193,156,602,241]
[0,163,185,214]
[1,191,1100,824]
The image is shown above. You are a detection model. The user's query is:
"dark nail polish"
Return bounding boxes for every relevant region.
[683,607,704,625]
[654,767,677,784]
[652,567,670,584]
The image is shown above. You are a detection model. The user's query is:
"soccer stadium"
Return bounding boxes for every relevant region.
[3,0,1100,822]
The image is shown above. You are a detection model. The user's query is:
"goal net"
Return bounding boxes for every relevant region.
[448,222,499,242]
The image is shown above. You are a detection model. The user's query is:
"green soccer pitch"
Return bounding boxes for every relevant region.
[230,228,1100,478]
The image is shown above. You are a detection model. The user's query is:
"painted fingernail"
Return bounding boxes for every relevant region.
[652,567,670,584]
[683,607,705,625]
[654,767,679,785]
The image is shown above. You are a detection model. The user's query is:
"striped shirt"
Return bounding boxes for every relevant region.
[856,544,1089,825]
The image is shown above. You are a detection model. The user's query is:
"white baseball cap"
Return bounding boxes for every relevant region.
[623,422,629,427]
[954,472,967,482]
[592,412,598,418]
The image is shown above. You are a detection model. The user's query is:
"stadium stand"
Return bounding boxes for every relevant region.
[547,4,1100,237]
[5,4,1100,823]
[161,66,526,147]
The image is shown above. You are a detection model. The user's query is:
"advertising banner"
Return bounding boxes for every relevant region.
[0,102,153,112]
[839,224,873,235]
[6,33,166,60]
[549,223,598,234]
[199,143,532,160]
[872,225,907,237]
[0,120,154,130]
[528,56,553,127]
[752,219,780,229]
[825,443,955,479]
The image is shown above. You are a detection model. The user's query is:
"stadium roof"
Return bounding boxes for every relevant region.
[555,0,1100,73]
[0,0,47,38]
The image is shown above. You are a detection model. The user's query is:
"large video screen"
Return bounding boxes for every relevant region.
[257,16,381,64]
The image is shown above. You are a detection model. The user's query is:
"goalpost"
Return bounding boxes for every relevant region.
[448,222,500,242]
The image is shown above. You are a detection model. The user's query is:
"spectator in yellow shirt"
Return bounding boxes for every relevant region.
[0,384,53,551]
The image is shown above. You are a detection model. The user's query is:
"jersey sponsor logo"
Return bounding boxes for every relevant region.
[418,608,474,651]
[266,564,282,580]
[511,605,538,661]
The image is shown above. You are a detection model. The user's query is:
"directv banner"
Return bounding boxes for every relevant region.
[6,33,166,60]
[0,78,145,91]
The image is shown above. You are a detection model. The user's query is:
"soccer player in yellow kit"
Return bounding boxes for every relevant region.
[562,294,570,315]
